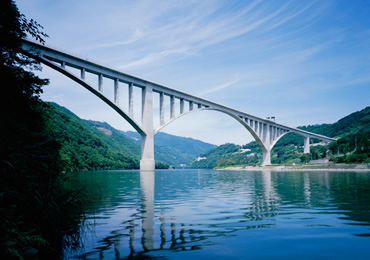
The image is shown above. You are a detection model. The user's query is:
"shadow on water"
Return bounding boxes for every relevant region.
[67,169,370,259]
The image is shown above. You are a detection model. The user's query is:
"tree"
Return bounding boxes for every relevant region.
[1,1,82,258]
[300,154,311,164]
[0,0,49,167]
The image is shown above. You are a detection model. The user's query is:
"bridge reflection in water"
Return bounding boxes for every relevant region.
[70,170,370,259]
[129,170,210,258]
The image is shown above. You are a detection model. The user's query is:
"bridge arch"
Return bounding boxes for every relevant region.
[204,108,267,151]
[34,54,145,136]
[153,106,272,164]
[154,107,266,149]
[21,39,336,170]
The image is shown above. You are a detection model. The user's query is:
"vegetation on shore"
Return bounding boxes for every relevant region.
[44,103,141,171]
[1,0,368,257]
[41,103,216,170]
[0,1,83,258]
[123,131,216,167]
[189,106,370,169]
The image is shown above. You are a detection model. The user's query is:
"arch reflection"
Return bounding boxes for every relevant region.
[70,170,370,259]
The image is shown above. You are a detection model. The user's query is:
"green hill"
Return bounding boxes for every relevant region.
[123,131,216,167]
[43,103,369,170]
[278,106,370,163]
[44,103,141,171]
[189,106,370,168]
[299,106,370,138]
[44,103,216,170]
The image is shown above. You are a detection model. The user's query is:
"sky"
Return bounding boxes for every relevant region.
[16,0,370,145]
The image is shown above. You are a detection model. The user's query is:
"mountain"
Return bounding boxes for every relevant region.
[45,103,215,170]
[280,106,370,163]
[189,106,370,168]
[123,131,216,167]
[44,103,141,171]
[189,142,262,168]
[298,106,370,138]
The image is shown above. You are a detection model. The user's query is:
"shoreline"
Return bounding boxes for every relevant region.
[218,163,370,172]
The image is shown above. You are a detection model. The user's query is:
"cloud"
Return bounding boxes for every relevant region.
[98,1,329,70]
[20,0,370,146]
[118,47,192,69]
[41,94,64,103]
[81,30,144,51]
[199,75,240,96]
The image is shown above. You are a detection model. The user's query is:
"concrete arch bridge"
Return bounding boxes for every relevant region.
[21,39,336,170]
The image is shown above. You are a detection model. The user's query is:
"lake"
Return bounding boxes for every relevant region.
[65,169,370,259]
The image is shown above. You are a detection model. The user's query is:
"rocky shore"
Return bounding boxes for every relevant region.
[220,163,370,172]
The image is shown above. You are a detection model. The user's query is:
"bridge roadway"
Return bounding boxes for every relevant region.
[21,39,336,170]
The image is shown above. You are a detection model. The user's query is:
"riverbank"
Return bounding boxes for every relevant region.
[219,163,370,172]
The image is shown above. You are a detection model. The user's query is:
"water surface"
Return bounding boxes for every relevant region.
[66,169,370,259]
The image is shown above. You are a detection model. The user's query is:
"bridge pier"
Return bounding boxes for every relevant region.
[140,86,155,171]
[260,123,271,166]
[261,149,271,166]
[304,136,310,154]
[20,39,337,172]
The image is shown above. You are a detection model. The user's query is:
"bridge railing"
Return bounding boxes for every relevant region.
[21,39,337,169]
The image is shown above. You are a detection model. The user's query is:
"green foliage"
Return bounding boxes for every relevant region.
[189,143,261,168]
[328,129,370,163]
[0,1,82,258]
[44,103,180,170]
[273,132,305,147]
[300,154,311,164]
[87,120,141,157]
[190,106,370,168]
[155,161,171,169]
[310,145,328,160]
[271,106,370,164]
[44,103,140,171]
[299,106,370,138]
[124,131,216,167]
[217,158,236,168]
[271,144,302,165]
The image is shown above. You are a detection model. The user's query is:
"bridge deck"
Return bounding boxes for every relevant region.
[21,39,337,169]
[21,39,336,144]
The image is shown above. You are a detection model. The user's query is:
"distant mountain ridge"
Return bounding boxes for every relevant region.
[46,103,369,170]
[298,106,370,138]
[47,103,216,169]
[123,131,216,167]
[189,106,370,168]
[45,103,140,171]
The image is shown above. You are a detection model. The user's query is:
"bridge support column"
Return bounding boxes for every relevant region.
[261,123,271,166]
[261,149,271,166]
[140,86,155,171]
[304,136,310,154]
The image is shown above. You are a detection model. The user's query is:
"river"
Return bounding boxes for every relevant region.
[65,169,370,259]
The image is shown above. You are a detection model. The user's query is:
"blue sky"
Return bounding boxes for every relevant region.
[17,0,370,145]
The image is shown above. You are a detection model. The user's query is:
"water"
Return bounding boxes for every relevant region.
[65,169,370,259]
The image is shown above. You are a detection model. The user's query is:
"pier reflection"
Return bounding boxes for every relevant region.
[112,170,284,259]
[140,170,155,252]
[70,170,370,259]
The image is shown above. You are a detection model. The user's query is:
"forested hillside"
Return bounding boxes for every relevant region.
[0,2,83,257]
[45,103,141,171]
[189,106,370,168]
[44,103,216,169]
[123,131,216,167]
[299,106,370,138]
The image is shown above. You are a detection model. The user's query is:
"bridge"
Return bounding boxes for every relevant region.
[21,39,336,171]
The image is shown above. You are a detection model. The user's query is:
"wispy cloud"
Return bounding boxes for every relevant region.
[82,30,144,51]
[118,47,191,69]
[18,0,370,145]
[199,74,240,96]
[104,0,329,69]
